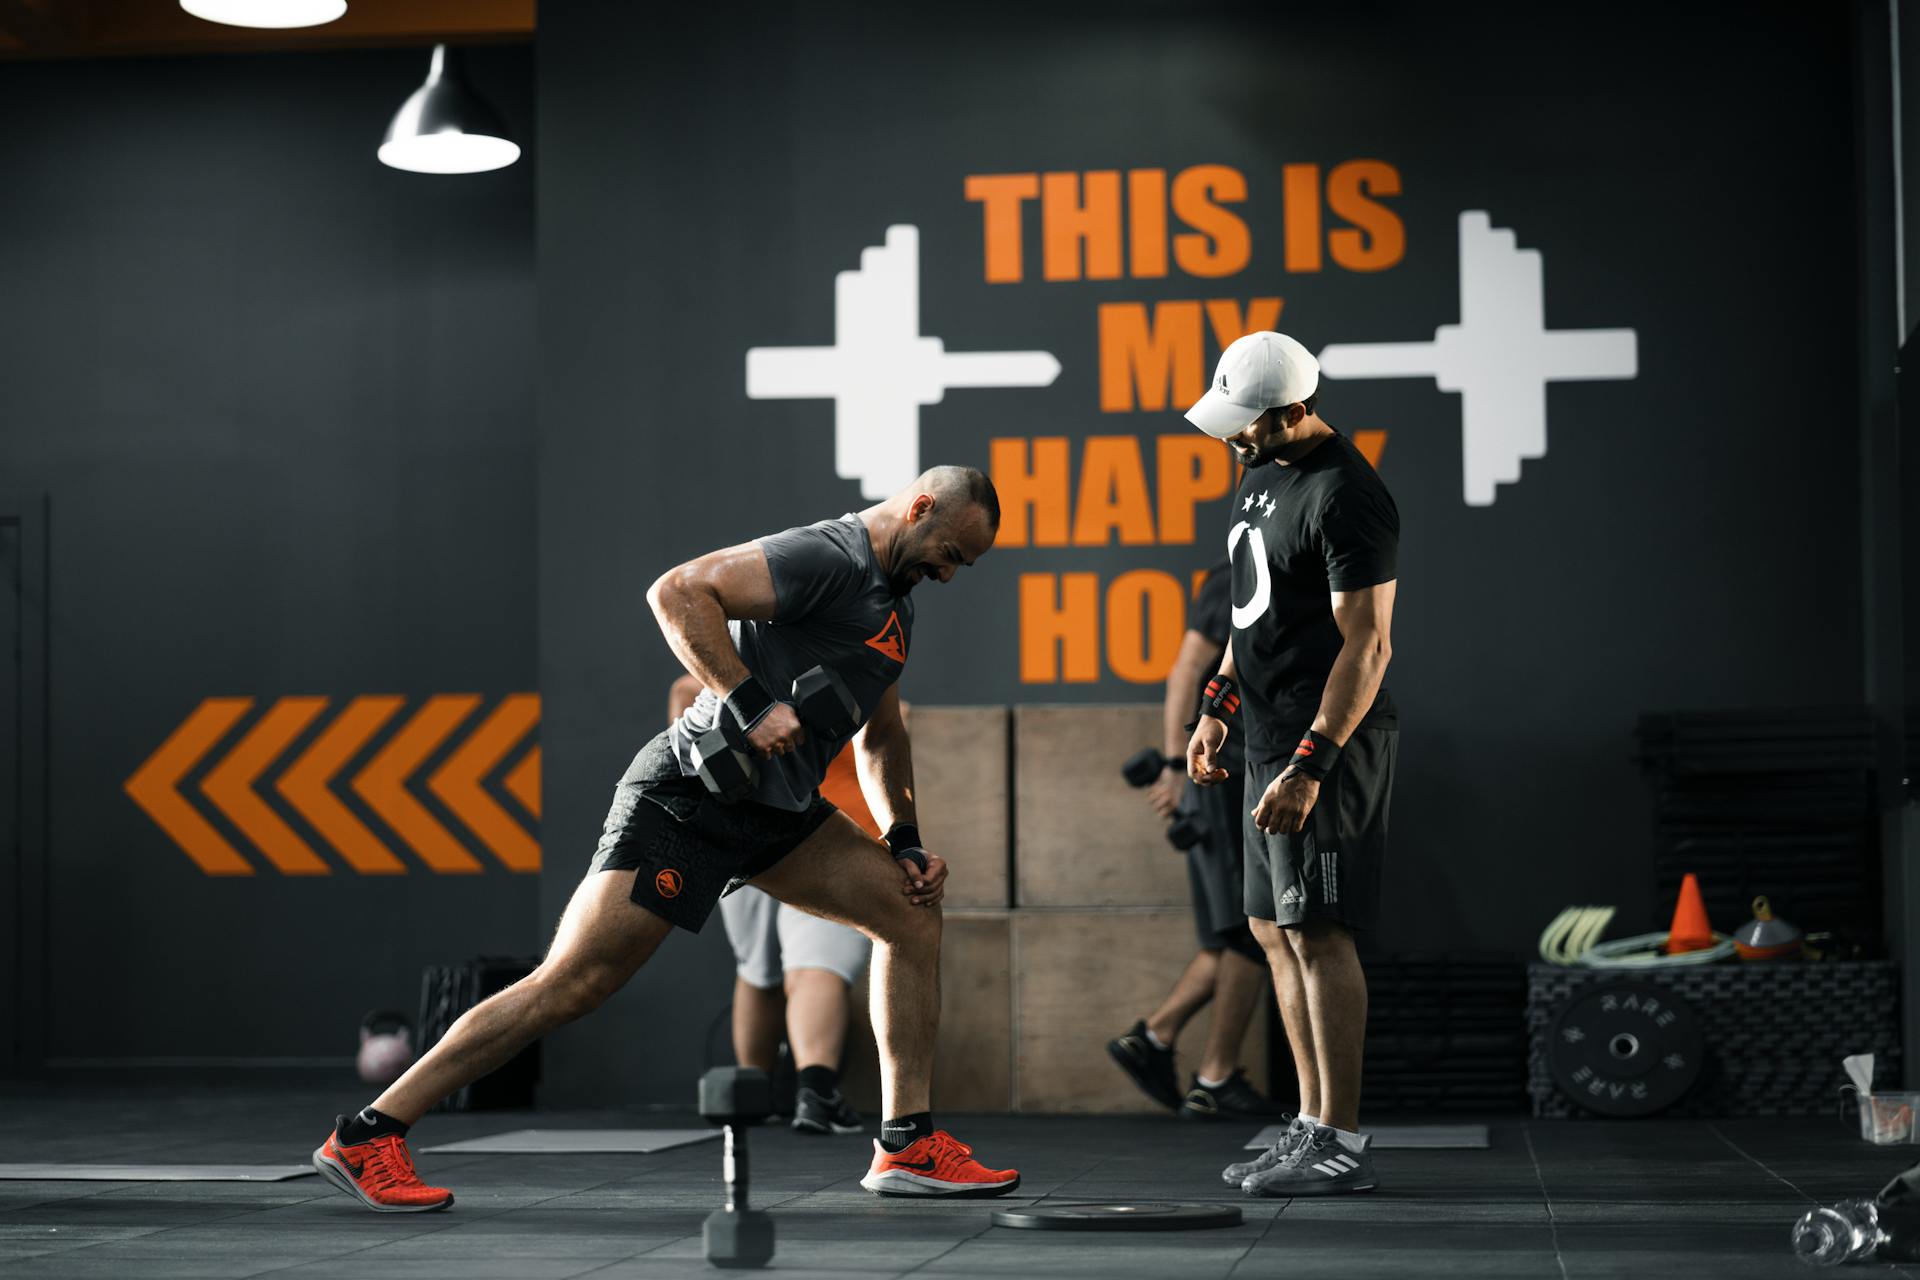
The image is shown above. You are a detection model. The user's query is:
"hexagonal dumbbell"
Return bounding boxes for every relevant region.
[698,1066,775,1269]
[693,666,862,802]
[1120,748,1205,850]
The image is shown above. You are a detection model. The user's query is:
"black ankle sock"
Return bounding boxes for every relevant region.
[340,1106,409,1145]
[880,1111,931,1153]
[796,1065,839,1097]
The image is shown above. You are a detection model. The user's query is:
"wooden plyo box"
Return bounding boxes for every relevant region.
[1012,909,1270,1113]
[909,706,1008,910]
[1015,705,1189,909]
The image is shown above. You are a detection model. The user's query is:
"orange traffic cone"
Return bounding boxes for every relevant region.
[1665,872,1715,954]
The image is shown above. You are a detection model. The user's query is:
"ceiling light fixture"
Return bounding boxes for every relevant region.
[378,44,520,175]
[179,1,347,29]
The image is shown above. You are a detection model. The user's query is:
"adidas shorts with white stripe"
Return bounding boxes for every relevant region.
[1241,727,1395,931]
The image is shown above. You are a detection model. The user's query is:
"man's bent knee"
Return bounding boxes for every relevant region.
[871,898,942,952]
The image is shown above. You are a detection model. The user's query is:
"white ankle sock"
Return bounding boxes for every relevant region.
[1330,1126,1367,1152]
[1143,1027,1170,1051]
[1296,1113,1319,1128]
[1197,1073,1228,1089]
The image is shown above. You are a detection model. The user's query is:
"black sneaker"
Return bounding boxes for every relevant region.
[1179,1068,1289,1120]
[1106,1020,1181,1111]
[791,1086,864,1135]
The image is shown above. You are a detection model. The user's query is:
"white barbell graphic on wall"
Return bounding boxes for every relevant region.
[1317,211,1639,507]
[748,213,1636,508]
[746,225,1062,499]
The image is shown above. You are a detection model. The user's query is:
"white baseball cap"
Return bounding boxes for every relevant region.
[1184,331,1320,439]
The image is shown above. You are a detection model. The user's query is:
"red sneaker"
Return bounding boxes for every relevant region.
[860,1129,1020,1197]
[312,1118,454,1212]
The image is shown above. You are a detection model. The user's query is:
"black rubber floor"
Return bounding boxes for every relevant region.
[0,1084,1907,1278]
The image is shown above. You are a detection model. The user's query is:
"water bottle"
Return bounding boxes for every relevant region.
[1793,1197,1920,1266]
[1793,1200,1881,1266]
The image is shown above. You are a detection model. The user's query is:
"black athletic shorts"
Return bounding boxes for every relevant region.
[1243,727,1397,931]
[1182,773,1260,962]
[589,731,837,933]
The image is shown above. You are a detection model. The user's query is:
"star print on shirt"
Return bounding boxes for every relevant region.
[1262,495,1277,518]
[1243,493,1256,512]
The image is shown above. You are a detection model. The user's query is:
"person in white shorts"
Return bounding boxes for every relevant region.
[670,675,879,1135]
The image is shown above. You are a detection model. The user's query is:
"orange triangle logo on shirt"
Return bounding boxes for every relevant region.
[865,610,906,664]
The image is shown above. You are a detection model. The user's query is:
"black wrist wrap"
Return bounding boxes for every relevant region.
[1201,676,1240,719]
[1288,729,1341,780]
[884,823,928,873]
[722,676,776,747]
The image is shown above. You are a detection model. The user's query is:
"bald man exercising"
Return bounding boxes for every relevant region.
[313,466,1020,1209]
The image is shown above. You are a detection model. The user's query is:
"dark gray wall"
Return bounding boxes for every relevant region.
[538,2,1862,1102]
[0,47,539,1065]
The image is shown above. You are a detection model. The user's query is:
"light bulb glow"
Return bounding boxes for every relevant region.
[377,134,521,175]
[179,0,348,29]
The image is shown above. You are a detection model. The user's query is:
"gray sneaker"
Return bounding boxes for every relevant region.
[1219,1115,1308,1186]
[1243,1125,1377,1197]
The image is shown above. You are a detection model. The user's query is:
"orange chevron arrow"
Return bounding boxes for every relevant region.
[200,696,332,875]
[429,694,541,872]
[276,695,407,875]
[503,745,541,819]
[125,698,256,875]
[352,695,483,874]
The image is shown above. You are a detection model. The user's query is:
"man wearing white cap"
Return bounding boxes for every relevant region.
[1183,331,1400,1197]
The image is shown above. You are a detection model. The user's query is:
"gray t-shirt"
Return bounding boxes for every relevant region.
[659,514,913,812]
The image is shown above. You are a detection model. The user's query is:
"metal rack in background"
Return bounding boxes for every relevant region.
[1635,707,1881,936]
[1353,953,1527,1113]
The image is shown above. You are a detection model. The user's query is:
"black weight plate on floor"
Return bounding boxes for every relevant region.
[990,1203,1242,1232]
[1548,981,1704,1117]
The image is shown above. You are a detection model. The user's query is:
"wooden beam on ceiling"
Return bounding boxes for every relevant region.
[0,0,534,60]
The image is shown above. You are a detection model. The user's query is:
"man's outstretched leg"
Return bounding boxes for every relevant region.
[312,868,671,1211]
[749,812,1018,1197]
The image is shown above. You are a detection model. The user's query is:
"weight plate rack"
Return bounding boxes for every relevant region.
[1635,707,1880,933]
[1526,962,1899,1117]
[1359,953,1527,1113]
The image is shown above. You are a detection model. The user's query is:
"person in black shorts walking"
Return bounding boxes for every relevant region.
[1106,559,1285,1121]
[1184,331,1400,1197]
[310,466,1020,1211]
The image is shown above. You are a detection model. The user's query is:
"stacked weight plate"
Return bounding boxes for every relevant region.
[1360,953,1527,1113]
[1635,707,1879,932]
[1526,962,1900,1117]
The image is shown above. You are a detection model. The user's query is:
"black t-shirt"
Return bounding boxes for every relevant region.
[1189,559,1233,649]
[1228,431,1398,759]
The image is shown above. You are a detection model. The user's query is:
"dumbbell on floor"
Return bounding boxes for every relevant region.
[699,1066,775,1270]
[693,666,861,801]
